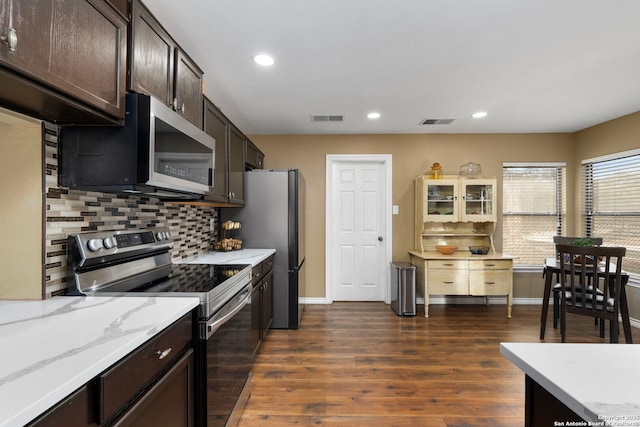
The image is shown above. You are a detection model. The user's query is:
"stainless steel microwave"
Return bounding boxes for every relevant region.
[59,94,215,199]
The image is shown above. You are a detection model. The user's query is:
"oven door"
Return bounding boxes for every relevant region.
[197,283,253,427]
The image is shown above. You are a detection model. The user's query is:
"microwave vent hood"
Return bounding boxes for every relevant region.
[58,94,214,200]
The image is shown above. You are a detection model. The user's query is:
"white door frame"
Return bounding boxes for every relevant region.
[325,154,393,304]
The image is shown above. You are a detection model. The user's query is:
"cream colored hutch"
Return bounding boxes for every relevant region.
[409,175,514,318]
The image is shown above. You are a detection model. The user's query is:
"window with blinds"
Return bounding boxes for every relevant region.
[583,150,640,278]
[502,163,566,266]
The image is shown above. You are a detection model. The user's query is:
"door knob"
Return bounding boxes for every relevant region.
[378,236,383,241]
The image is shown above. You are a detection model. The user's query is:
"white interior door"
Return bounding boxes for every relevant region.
[326,155,391,302]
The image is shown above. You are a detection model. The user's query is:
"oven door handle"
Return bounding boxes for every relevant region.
[203,285,252,339]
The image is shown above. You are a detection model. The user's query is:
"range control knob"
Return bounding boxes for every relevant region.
[87,238,103,252]
[165,231,172,239]
[156,231,166,241]
[103,237,117,249]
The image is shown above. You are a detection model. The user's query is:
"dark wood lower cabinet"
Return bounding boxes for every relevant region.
[27,312,195,427]
[29,385,97,427]
[113,350,194,427]
[261,271,273,339]
[249,257,274,359]
[525,375,582,427]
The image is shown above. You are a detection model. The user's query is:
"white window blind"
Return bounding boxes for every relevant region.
[583,151,640,278]
[502,164,566,266]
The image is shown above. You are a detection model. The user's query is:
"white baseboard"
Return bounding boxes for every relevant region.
[299,297,640,329]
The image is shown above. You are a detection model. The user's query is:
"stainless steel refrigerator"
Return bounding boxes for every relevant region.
[222,169,305,329]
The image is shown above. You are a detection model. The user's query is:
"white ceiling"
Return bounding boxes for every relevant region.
[143,0,640,135]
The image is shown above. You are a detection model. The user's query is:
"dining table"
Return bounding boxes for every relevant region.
[540,257,633,343]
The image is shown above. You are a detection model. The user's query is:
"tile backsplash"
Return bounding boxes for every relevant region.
[44,123,218,297]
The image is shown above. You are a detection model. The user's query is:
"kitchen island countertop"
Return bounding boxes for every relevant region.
[501,342,640,424]
[181,248,276,266]
[0,296,199,427]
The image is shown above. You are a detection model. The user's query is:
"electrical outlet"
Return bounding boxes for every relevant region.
[392,205,399,215]
[210,218,215,232]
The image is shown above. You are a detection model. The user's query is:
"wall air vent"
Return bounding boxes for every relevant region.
[420,118,455,125]
[310,115,344,122]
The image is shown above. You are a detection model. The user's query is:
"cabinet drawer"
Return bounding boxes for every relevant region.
[262,255,274,274]
[469,270,512,295]
[251,263,263,286]
[469,260,512,270]
[427,259,468,269]
[427,269,468,295]
[97,313,193,424]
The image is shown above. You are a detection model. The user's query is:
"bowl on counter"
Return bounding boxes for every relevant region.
[435,245,458,255]
[469,246,490,255]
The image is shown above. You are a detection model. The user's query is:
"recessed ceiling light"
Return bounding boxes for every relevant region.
[254,54,275,66]
[367,112,381,120]
[472,111,487,119]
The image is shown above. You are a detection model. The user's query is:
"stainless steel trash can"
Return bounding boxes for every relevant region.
[390,261,416,316]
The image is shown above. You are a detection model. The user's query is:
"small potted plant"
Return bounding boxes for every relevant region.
[571,238,598,264]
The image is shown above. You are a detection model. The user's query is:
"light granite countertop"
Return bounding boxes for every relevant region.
[501,342,640,424]
[180,248,275,267]
[0,296,199,427]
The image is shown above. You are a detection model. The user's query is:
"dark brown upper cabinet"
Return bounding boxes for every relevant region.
[245,139,264,170]
[104,0,129,19]
[0,0,127,123]
[129,0,203,129]
[204,98,244,205]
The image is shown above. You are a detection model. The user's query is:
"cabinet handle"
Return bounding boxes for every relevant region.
[485,281,496,285]
[172,98,178,110]
[443,263,454,266]
[484,263,496,267]
[254,272,261,278]
[443,281,454,284]
[180,103,185,114]
[1,27,17,52]
[155,347,172,360]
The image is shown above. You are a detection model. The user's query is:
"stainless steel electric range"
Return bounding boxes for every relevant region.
[66,227,253,427]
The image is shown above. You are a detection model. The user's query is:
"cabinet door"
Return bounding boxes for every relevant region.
[228,125,245,204]
[203,99,229,203]
[104,0,129,19]
[1,0,126,119]
[29,384,97,427]
[423,179,459,221]
[129,0,174,107]
[112,350,194,427]
[261,271,273,338]
[459,179,496,222]
[245,139,264,170]
[174,49,203,129]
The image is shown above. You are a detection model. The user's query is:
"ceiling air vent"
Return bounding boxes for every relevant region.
[310,115,344,122]
[420,118,455,125]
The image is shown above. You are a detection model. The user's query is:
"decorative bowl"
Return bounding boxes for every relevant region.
[436,245,458,255]
[469,246,490,255]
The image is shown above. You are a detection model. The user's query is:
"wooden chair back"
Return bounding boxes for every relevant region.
[556,244,626,343]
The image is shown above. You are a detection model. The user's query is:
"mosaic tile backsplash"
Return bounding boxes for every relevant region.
[44,123,218,297]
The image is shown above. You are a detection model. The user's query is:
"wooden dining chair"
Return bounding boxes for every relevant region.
[556,243,627,343]
[550,236,603,330]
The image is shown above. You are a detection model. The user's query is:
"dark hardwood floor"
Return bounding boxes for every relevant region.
[239,303,613,426]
